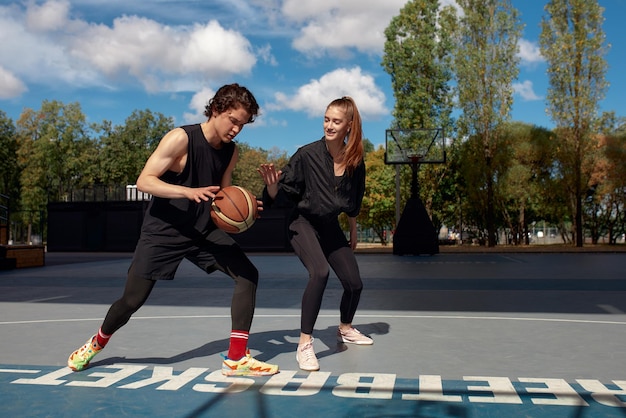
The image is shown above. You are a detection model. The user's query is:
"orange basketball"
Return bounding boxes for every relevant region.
[210,186,258,234]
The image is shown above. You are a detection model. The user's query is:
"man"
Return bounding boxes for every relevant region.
[67,83,278,377]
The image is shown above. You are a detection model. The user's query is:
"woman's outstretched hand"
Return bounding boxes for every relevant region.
[257,164,281,200]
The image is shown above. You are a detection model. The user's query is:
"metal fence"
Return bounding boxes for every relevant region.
[5,186,151,246]
[58,185,152,202]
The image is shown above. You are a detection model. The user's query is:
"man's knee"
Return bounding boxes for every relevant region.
[117,294,145,314]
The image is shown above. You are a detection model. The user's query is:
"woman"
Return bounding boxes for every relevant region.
[258,96,372,372]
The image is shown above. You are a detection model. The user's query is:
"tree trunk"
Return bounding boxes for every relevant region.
[487,175,496,247]
[575,157,584,247]
[575,194,583,246]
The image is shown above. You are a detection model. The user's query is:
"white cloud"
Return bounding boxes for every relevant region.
[183,87,216,123]
[513,80,542,101]
[0,1,257,95]
[0,3,98,88]
[0,66,27,99]
[270,67,387,119]
[25,0,70,31]
[257,44,278,66]
[282,0,407,56]
[70,18,256,92]
[518,39,544,66]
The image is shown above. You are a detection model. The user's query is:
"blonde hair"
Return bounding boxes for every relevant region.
[326,96,364,175]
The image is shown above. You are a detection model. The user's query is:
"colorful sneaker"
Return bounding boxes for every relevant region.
[221,350,279,376]
[67,335,103,371]
[337,327,373,345]
[296,338,320,371]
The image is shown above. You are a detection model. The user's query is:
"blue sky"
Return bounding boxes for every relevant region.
[0,0,624,155]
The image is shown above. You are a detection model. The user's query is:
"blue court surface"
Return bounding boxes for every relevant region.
[1,251,625,417]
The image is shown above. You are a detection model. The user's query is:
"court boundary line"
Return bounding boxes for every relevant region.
[2,313,626,326]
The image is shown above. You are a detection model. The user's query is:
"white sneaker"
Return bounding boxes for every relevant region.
[296,338,320,371]
[337,327,373,345]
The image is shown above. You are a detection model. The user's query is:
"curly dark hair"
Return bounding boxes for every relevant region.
[204,83,259,123]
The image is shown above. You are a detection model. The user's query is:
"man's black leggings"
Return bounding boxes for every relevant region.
[288,215,363,335]
[100,230,258,336]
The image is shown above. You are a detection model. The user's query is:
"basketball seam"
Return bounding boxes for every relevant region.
[239,186,254,228]
[232,186,254,228]
[224,187,246,222]
[211,207,245,230]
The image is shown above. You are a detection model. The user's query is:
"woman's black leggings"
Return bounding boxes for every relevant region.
[289,215,363,335]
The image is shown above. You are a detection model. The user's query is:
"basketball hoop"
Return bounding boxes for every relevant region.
[384,128,445,165]
[383,129,443,256]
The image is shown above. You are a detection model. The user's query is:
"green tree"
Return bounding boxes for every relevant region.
[16,101,93,202]
[335,139,381,237]
[428,137,464,240]
[356,146,401,244]
[597,114,626,243]
[602,133,626,243]
[498,123,555,245]
[233,143,289,198]
[540,0,609,246]
[15,108,44,217]
[0,111,19,206]
[382,0,456,131]
[597,111,626,136]
[96,110,174,186]
[362,138,374,154]
[456,133,504,244]
[0,110,19,244]
[585,132,626,244]
[15,101,94,242]
[382,0,457,234]
[454,0,522,246]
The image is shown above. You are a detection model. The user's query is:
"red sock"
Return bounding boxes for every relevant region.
[95,328,112,348]
[227,330,249,360]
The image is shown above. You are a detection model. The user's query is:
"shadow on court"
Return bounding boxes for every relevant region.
[88,322,390,368]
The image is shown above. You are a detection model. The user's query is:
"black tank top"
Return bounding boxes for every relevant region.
[141,124,235,239]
